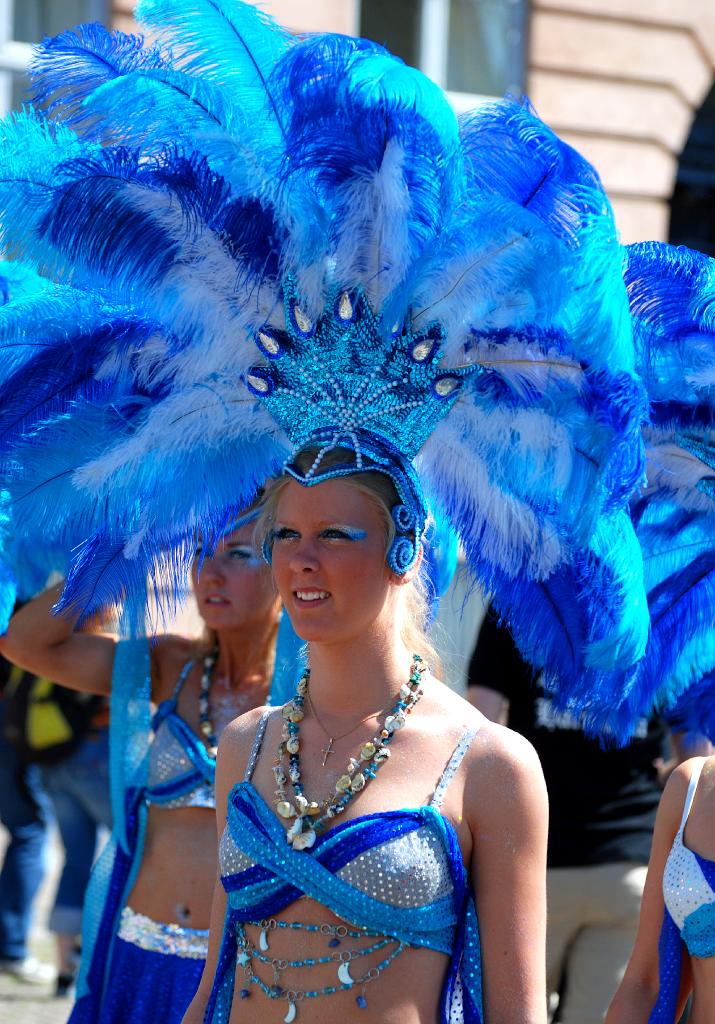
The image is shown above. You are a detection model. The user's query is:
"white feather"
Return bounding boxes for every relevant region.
[466,336,584,399]
[419,417,566,580]
[644,430,715,512]
[410,208,566,363]
[331,139,412,308]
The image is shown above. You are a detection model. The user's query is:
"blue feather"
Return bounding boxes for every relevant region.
[0,316,155,449]
[83,68,245,151]
[460,100,604,248]
[274,34,460,265]
[136,0,290,136]
[0,109,98,270]
[625,241,715,410]
[36,148,193,293]
[666,670,715,742]
[0,279,125,377]
[644,552,715,703]
[0,560,17,635]
[29,24,166,132]
[484,541,646,744]
[460,100,633,375]
[55,527,161,626]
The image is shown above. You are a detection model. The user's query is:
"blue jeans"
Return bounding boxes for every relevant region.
[41,729,112,935]
[0,700,51,961]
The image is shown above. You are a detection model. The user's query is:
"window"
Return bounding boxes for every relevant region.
[0,0,109,114]
[360,0,527,107]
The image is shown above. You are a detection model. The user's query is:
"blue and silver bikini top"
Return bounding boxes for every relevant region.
[219,713,478,914]
[146,660,216,810]
[207,710,486,1023]
[662,757,715,958]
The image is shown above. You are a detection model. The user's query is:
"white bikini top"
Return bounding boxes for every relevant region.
[662,758,715,939]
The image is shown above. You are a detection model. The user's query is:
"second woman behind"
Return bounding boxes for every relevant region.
[0,513,283,1023]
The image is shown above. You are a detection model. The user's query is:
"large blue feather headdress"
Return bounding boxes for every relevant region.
[0,1,650,703]
[615,243,715,740]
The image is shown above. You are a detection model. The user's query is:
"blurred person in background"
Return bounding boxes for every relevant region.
[0,652,54,985]
[3,607,114,996]
[468,608,708,1024]
[37,690,112,996]
[0,510,292,1024]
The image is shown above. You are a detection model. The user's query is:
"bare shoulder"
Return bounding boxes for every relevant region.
[463,717,547,833]
[467,717,543,788]
[427,680,545,814]
[699,752,715,788]
[151,634,197,700]
[217,705,275,776]
[659,755,707,822]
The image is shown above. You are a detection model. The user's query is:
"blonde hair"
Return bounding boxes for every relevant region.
[257,451,441,674]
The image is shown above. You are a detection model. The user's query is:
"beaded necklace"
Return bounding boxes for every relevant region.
[198,645,219,757]
[273,654,427,850]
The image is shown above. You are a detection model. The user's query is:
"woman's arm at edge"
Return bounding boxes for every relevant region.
[0,584,116,695]
[605,760,694,1023]
[465,723,548,1024]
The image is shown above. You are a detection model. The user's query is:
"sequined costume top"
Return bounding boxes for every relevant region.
[662,758,715,957]
[205,710,485,1023]
[648,758,715,1023]
[146,659,216,810]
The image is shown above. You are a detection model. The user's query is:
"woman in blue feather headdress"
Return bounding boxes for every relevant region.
[0,508,294,1024]
[0,0,703,1021]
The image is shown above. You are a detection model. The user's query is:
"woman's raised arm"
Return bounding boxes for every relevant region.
[0,584,116,695]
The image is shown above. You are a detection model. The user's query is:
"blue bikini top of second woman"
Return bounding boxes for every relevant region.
[146,659,216,810]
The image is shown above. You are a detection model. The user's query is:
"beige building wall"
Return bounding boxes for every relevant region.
[111,0,355,36]
[528,1,715,242]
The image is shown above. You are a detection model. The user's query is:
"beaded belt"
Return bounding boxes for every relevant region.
[118,906,209,959]
[235,917,406,1019]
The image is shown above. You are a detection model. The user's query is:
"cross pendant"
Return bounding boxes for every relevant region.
[321,737,335,767]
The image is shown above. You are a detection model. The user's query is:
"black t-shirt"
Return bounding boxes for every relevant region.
[468,611,667,867]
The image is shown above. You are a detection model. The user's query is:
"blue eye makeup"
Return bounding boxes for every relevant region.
[225,544,261,566]
[322,526,367,541]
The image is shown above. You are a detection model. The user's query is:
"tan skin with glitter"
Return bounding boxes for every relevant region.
[184,478,548,1024]
[606,756,715,1024]
[0,522,281,930]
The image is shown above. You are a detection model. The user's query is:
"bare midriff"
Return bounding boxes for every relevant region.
[227,897,449,1024]
[125,805,217,929]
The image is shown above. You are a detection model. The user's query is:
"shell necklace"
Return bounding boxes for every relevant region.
[273,654,427,850]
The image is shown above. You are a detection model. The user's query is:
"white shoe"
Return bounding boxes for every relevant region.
[0,956,56,984]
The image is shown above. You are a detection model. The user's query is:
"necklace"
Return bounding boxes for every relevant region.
[306,692,379,767]
[198,645,219,757]
[273,655,427,850]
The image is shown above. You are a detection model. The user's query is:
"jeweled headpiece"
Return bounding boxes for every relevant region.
[249,281,475,571]
[0,0,655,711]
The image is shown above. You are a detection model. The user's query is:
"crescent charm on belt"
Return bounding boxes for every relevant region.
[337,962,354,986]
